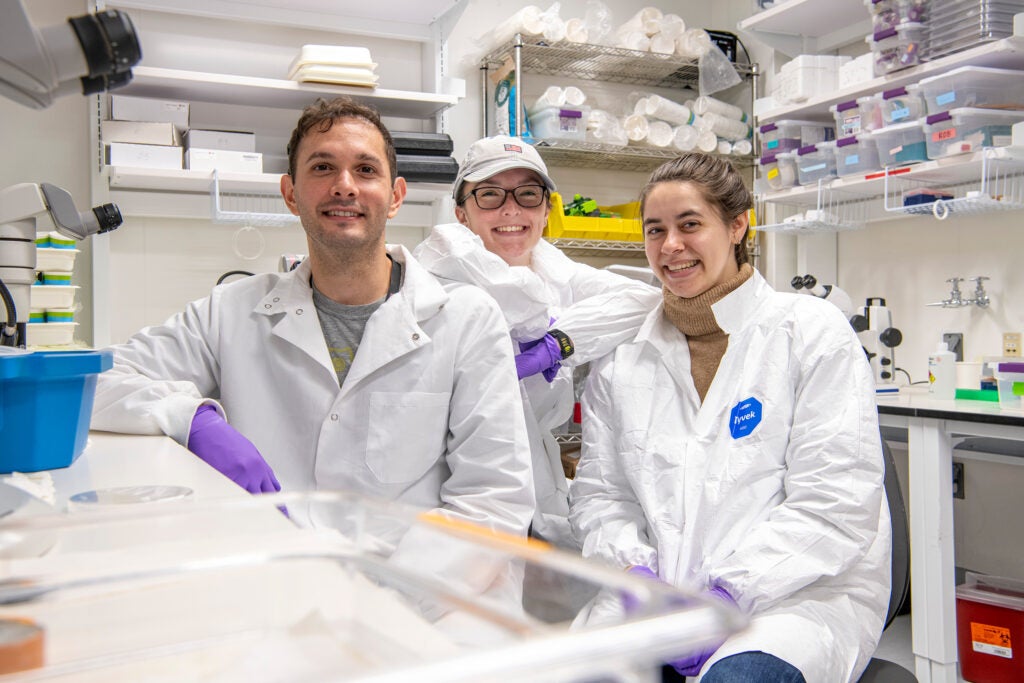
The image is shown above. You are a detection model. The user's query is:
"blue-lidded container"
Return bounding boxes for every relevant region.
[0,349,112,473]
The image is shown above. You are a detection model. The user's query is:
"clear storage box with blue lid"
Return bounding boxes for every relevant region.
[919,65,1024,115]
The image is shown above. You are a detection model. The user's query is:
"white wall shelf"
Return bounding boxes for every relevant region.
[115,67,461,120]
[737,0,871,57]
[758,36,1024,123]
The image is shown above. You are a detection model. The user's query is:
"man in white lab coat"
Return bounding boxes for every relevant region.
[91,97,535,539]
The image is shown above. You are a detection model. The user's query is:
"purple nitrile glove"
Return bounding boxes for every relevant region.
[620,565,660,613]
[515,334,561,382]
[188,405,281,494]
[669,585,738,677]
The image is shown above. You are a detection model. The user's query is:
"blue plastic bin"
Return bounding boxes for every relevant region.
[0,349,112,473]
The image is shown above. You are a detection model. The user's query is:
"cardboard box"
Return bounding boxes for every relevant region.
[101,120,182,146]
[107,142,183,170]
[110,94,189,129]
[185,148,263,173]
[184,129,256,153]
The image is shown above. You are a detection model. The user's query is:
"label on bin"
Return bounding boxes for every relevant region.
[767,168,779,180]
[971,622,1012,659]
[936,91,956,107]
[932,128,957,142]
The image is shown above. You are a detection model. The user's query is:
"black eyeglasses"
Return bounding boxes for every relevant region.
[459,184,548,210]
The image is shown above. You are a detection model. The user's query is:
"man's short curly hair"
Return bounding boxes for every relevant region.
[286,97,396,182]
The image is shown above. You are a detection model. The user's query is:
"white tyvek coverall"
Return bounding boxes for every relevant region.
[570,271,891,682]
[414,223,660,548]
[91,245,534,539]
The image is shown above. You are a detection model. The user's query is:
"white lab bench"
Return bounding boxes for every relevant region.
[877,389,1024,683]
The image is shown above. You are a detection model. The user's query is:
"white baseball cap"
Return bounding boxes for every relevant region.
[453,135,557,201]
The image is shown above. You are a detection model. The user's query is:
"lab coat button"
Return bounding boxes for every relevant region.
[264,304,272,309]
[296,308,304,315]
[273,297,280,302]
[412,333,420,341]
[330,414,339,421]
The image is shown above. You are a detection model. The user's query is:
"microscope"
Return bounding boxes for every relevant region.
[0,0,141,347]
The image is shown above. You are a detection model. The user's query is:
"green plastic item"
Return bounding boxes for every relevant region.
[1015,381,1024,397]
[955,388,999,402]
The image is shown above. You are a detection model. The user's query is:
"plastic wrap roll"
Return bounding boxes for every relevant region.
[697,129,719,152]
[731,139,753,155]
[676,28,712,59]
[565,17,588,43]
[702,112,752,141]
[694,95,749,123]
[717,140,733,154]
[643,95,696,126]
[624,114,650,141]
[672,124,699,151]
[646,120,673,147]
[563,86,586,106]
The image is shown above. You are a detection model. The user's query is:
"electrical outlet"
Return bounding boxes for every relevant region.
[1004,332,1022,357]
[943,332,964,361]
[953,461,965,499]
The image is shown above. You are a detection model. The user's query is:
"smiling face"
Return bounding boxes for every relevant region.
[642,180,747,299]
[280,118,405,261]
[454,168,549,267]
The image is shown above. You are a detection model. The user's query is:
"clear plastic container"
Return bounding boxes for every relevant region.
[858,92,886,133]
[529,106,589,141]
[835,135,882,176]
[830,99,864,138]
[918,65,1024,115]
[796,141,838,185]
[0,491,746,682]
[759,119,834,155]
[879,84,926,125]
[867,22,927,76]
[923,107,1022,158]
[865,0,930,31]
[994,361,1024,408]
[870,120,929,166]
[758,151,799,190]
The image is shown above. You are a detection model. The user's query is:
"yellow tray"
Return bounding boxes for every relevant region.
[545,192,643,242]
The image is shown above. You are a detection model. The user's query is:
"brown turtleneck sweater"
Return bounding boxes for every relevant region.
[662,263,754,403]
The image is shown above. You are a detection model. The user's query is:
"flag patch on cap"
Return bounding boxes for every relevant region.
[503,143,523,153]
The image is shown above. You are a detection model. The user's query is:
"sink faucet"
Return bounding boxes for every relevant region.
[967,276,990,308]
[926,277,965,308]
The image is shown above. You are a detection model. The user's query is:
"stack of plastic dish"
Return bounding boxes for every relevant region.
[287,45,379,88]
[0,490,745,681]
[927,0,1024,60]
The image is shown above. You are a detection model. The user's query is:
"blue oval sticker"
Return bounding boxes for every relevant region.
[729,397,762,439]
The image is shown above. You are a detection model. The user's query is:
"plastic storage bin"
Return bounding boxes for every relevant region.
[758,152,799,190]
[923,107,1022,158]
[831,99,865,138]
[957,572,1024,682]
[865,0,929,31]
[0,349,112,473]
[759,119,834,155]
[928,1,1022,58]
[0,490,745,681]
[871,120,929,166]
[868,22,927,76]
[994,361,1024,408]
[835,135,882,176]
[546,192,642,242]
[919,65,1024,115]
[528,106,588,142]
[796,141,837,185]
[879,84,926,125]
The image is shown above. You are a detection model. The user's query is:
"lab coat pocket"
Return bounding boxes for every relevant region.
[366,391,451,484]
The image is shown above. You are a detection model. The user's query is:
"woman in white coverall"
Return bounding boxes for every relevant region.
[413,136,660,549]
[569,153,891,683]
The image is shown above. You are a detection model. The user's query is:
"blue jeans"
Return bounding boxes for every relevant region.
[661,652,806,683]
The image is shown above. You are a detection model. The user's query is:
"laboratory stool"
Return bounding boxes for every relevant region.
[857,436,916,683]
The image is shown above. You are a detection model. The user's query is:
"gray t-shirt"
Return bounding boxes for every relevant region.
[313,257,403,386]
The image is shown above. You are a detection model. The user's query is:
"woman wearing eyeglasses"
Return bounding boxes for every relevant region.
[413,135,659,549]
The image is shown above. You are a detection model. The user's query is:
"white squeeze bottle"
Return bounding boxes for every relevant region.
[928,342,956,399]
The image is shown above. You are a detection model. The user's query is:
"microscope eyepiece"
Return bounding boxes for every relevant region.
[92,203,123,233]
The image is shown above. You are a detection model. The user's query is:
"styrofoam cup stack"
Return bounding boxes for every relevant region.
[489,5,545,45]
[644,95,696,126]
[702,112,752,141]
[646,120,674,147]
[672,124,699,151]
[624,114,650,141]
[650,34,677,55]
[565,17,588,43]
[534,86,566,109]
[618,7,664,36]
[660,14,686,40]
[633,97,649,115]
[717,139,733,154]
[616,30,650,51]
[564,86,586,106]
[697,129,719,152]
[588,109,628,147]
[676,28,712,59]
[731,139,753,155]
[694,95,748,123]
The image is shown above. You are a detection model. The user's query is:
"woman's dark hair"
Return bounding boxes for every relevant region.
[639,153,752,267]
[286,97,396,182]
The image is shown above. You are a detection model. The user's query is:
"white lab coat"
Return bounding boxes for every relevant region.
[413,223,660,548]
[91,245,535,538]
[570,271,891,683]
